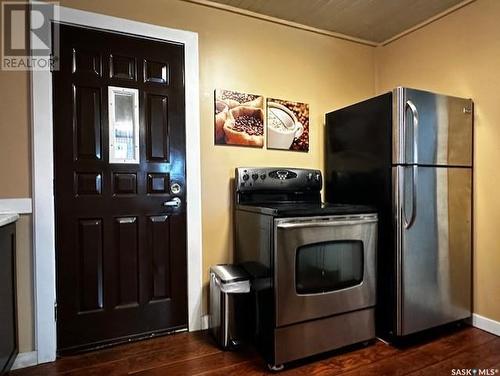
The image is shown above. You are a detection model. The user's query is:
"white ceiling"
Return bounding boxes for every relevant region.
[205,0,466,43]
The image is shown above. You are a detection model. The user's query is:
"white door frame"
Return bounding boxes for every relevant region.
[30,4,202,364]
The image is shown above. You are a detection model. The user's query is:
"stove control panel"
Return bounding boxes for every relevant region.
[235,167,322,192]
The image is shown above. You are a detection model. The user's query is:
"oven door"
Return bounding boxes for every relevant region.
[274,214,377,327]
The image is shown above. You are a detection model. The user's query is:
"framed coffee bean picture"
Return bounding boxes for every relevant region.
[214,89,264,147]
[266,98,309,152]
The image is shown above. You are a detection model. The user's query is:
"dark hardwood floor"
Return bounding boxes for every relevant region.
[9,326,499,375]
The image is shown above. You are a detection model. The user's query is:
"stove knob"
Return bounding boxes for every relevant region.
[314,173,321,182]
[260,174,266,180]
[252,173,258,180]
[307,173,313,181]
[242,174,249,181]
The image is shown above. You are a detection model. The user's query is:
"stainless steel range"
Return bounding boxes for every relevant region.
[234,167,378,370]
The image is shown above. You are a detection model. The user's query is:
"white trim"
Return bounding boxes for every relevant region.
[31,1,57,362]
[11,351,38,370]
[0,198,32,214]
[472,314,500,337]
[31,4,202,364]
[201,314,209,330]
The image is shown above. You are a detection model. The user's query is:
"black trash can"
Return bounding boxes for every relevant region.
[209,264,250,349]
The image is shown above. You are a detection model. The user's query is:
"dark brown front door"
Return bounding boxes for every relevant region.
[53,24,187,352]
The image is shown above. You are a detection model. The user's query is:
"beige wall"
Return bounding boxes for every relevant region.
[0,1,31,198]
[0,0,375,352]
[375,0,500,321]
[0,71,31,197]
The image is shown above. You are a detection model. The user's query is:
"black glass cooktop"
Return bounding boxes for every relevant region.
[236,202,376,217]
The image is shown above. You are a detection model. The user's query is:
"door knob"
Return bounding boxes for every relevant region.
[163,197,181,208]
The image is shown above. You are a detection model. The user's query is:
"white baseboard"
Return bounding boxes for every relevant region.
[472,313,500,336]
[11,351,38,370]
[201,314,209,330]
[0,198,32,214]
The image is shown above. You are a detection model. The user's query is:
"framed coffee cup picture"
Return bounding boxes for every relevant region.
[214,89,264,148]
[266,98,309,152]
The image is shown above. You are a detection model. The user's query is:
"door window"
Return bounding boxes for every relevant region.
[296,240,363,294]
[108,86,140,163]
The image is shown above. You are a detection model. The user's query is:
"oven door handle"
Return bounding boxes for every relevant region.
[276,217,378,229]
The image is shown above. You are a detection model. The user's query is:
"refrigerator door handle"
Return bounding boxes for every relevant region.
[405,100,419,164]
[403,165,418,229]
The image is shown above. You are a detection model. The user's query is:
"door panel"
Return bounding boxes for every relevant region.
[75,172,102,195]
[148,215,171,301]
[72,48,101,77]
[113,173,137,195]
[394,166,471,335]
[144,60,169,84]
[114,217,139,307]
[54,24,187,352]
[146,93,169,161]
[74,86,102,160]
[393,88,473,166]
[78,219,104,313]
[110,54,136,80]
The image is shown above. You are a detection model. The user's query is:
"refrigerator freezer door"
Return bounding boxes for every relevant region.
[393,88,473,166]
[394,166,471,336]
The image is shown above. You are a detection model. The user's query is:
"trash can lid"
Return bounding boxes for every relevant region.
[210,264,249,283]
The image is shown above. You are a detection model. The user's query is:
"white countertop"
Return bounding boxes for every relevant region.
[0,213,19,227]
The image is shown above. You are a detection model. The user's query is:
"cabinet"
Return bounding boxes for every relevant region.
[0,222,17,374]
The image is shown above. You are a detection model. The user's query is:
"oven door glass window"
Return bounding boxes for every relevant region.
[296,240,364,294]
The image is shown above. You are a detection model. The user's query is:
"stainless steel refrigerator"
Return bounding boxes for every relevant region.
[325,87,472,339]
